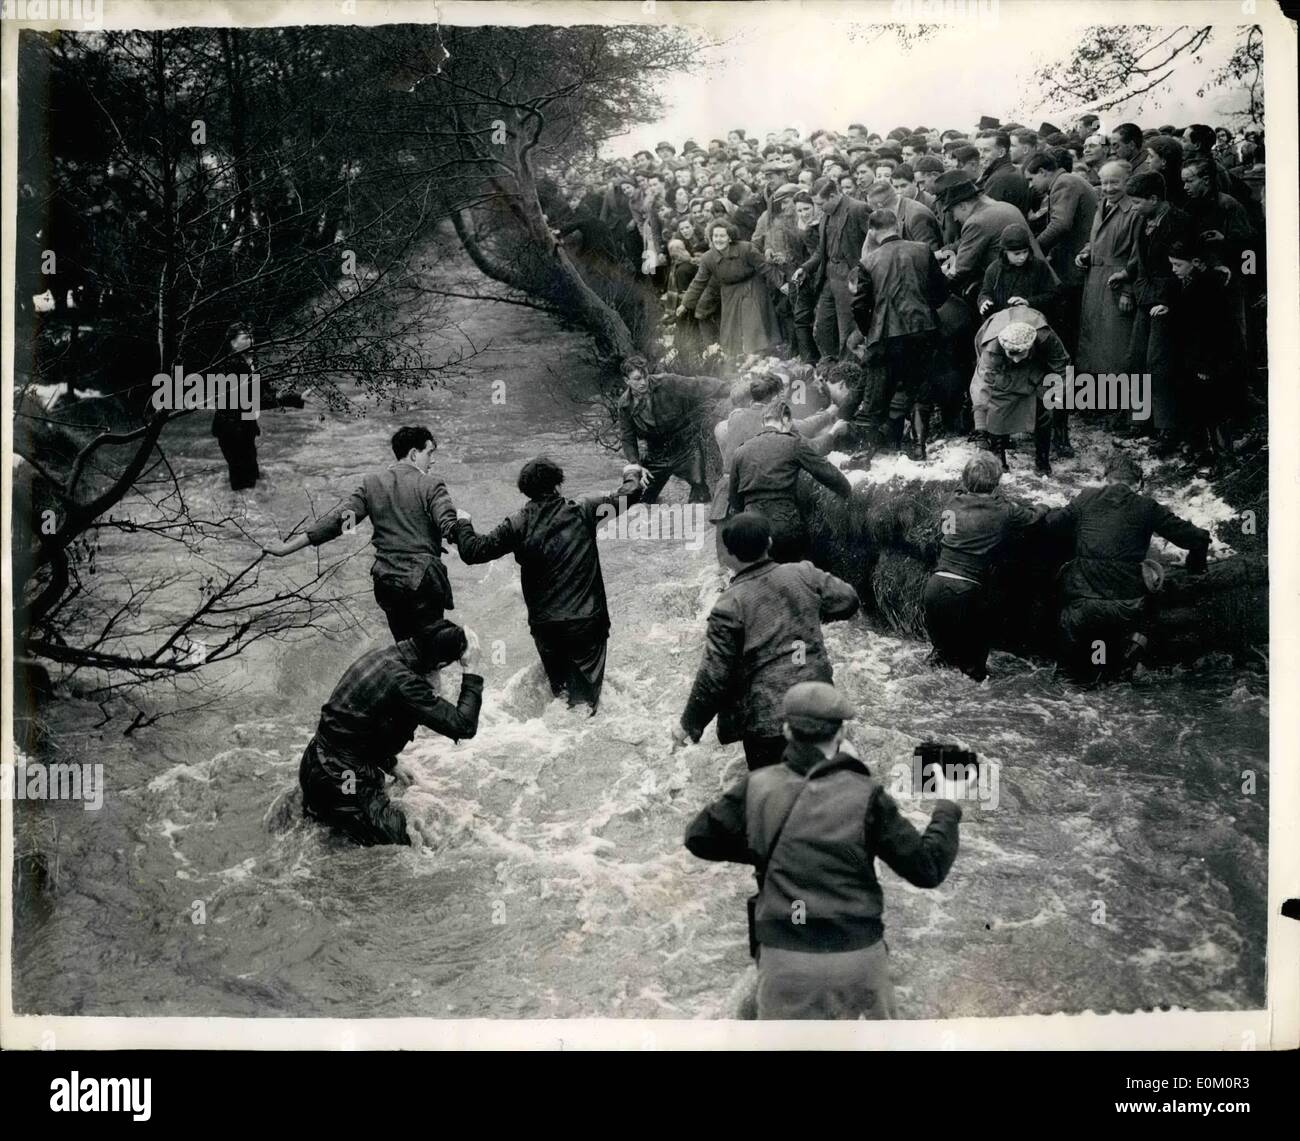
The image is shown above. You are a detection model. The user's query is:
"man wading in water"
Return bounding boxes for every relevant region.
[264,426,462,644]
[299,620,482,847]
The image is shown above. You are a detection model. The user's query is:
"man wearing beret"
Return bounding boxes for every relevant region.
[685,680,966,1019]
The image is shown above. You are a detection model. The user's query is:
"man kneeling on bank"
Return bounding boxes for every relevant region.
[684,681,965,1019]
[299,619,482,847]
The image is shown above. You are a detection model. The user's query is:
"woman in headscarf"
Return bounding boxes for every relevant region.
[677,220,783,358]
[970,307,1070,475]
[977,222,1062,325]
[922,451,1046,682]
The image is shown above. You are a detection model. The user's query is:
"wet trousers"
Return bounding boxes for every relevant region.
[217,431,260,490]
[756,940,897,1019]
[531,616,609,711]
[299,736,410,846]
[922,574,991,682]
[372,565,449,644]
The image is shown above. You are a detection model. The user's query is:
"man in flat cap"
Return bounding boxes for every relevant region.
[684,680,967,1019]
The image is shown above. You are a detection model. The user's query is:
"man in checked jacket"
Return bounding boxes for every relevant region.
[671,512,860,770]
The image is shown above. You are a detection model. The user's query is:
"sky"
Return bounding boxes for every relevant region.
[607,5,1250,156]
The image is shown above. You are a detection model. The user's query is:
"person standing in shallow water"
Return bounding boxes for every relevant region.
[264,425,462,644]
[923,452,1048,682]
[684,680,966,1019]
[672,512,859,771]
[453,457,649,713]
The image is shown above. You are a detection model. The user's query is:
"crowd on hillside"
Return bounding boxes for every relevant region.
[543,114,1266,475]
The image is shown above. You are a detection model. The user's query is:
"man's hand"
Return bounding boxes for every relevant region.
[263,534,309,558]
[978,299,994,315]
[1150,304,1169,317]
[460,628,481,672]
[1007,295,1028,307]
[456,508,472,523]
[1117,293,1134,314]
[1106,271,1127,289]
[1075,249,1091,269]
[790,267,806,286]
[675,305,688,318]
[623,463,651,490]
[669,723,693,751]
[1201,229,1225,243]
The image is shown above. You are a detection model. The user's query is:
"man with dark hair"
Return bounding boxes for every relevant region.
[684,679,965,1019]
[265,426,464,644]
[790,177,872,359]
[672,513,860,770]
[865,178,942,251]
[1025,150,1098,367]
[851,208,950,461]
[618,356,730,504]
[975,131,1032,215]
[453,459,647,712]
[728,399,852,562]
[299,619,483,847]
[210,322,304,490]
[1045,453,1209,680]
[1109,123,1152,176]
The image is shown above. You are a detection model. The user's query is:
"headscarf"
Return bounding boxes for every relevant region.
[996,321,1038,354]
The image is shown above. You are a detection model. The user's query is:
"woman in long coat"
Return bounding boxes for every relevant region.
[971,306,1070,473]
[1076,162,1144,376]
[677,220,782,357]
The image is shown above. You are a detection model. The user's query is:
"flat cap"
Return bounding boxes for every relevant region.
[782,681,857,723]
[771,182,802,203]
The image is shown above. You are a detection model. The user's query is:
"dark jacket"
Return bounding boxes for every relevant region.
[453,475,643,629]
[729,426,853,514]
[800,194,873,288]
[1123,202,1192,308]
[685,740,962,952]
[209,350,262,439]
[978,155,1032,216]
[978,250,1062,318]
[1032,171,1098,287]
[934,489,1045,583]
[852,234,949,347]
[307,461,460,596]
[1045,483,1210,602]
[315,641,483,770]
[1165,265,1240,382]
[681,558,859,740]
[947,199,1044,295]
[618,373,730,463]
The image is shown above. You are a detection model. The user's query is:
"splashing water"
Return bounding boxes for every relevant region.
[14,293,1266,1020]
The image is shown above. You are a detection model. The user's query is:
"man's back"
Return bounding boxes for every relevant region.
[316,642,481,764]
[859,236,942,344]
[1050,483,1209,601]
[507,495,609,626]
[732,428,850,504]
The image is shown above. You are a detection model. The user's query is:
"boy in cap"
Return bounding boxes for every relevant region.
[685,680,966,1019]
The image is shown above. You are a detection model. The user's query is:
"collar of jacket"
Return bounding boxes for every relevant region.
[781,739,871,778]
[1100,194,1134,215]
[730,555,776,583]
[979,155,1012,182]
[875,233,903,247]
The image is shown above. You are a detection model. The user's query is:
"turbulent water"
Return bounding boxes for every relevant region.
[13,278,1268,1020]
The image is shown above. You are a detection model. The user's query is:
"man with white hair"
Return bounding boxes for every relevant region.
[1074,160,1143,376]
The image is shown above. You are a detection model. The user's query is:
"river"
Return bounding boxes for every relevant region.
[12,248,1268,1021]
